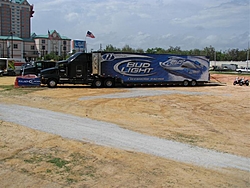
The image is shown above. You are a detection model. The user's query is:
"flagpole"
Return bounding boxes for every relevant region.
[85,31,95,53]
[85,36,87,53]
[247,41,249,73]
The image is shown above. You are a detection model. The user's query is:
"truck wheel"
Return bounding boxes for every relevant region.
[104,79,114,88]
[183,80,189,87]
[47,79,57,88]
[93,79,103,88]
[190,80,197,86]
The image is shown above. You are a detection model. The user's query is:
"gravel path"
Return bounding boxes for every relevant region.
[0,104,249,172]
[79,88,230,100]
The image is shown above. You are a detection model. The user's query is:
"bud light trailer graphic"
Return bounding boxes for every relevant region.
[100,53,209,85]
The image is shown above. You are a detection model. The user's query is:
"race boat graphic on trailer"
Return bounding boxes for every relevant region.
[159,56,207,80]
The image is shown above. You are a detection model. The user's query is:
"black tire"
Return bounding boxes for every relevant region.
[104,78,114,88]
[47,79,57,88]
[233,81,237,85]
[93,79,103,88]
[183,80,189,87]
[190,80,197,86]
[239,82,243,86]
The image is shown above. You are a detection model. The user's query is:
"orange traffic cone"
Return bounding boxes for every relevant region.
[14,77,19,88]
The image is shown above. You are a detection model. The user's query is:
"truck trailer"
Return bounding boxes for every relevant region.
[40,52,210,88]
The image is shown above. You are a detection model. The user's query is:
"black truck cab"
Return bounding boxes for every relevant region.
[40,53,93,87]
[20,60,56,76]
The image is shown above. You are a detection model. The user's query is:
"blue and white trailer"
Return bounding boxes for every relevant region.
[40,52,210,88]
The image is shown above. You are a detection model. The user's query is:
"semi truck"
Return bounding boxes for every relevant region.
[40,52,210,88]
[20,60,56,76]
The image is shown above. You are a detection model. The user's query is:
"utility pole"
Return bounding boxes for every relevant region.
[214,48,216,67]
[10,31,15,58]
[247,41,249,73]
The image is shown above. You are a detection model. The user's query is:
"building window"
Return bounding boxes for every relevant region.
[14,44,18,49]
[63,41,66,45]
[31,46,35,50]
[42,40,45,44]
[42,46,45,50]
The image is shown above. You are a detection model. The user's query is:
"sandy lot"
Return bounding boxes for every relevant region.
[0,74,250,187]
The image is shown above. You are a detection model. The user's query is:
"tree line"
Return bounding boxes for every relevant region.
[104,44,249,61]
[41,44,249,62]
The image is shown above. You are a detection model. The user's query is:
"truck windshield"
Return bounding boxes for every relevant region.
[67,52,82,62]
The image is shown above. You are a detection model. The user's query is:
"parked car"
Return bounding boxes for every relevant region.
[236,67,250,73]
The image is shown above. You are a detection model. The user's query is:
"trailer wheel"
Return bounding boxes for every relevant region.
[183,80,189,87]
[190,80,197,86]
[104,78,114,87]
[47,79,57,88]
[93,79,103,88]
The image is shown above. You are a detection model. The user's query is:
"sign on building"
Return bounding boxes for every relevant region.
[71,40,86,52]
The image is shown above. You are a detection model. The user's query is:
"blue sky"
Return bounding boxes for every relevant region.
[29,0,250,51]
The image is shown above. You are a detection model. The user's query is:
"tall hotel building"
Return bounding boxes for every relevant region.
[0,0,34,38]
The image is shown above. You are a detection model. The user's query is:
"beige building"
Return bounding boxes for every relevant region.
[0,30,71,61]
[32,30,71,60]
[0,0,71,61]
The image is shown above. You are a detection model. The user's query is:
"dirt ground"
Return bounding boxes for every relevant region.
[0,74,250,187]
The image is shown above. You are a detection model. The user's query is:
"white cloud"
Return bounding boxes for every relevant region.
[64,12,79,22]
[30,0,250,51]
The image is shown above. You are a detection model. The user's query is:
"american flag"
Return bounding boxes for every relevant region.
[86,31,95,38]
